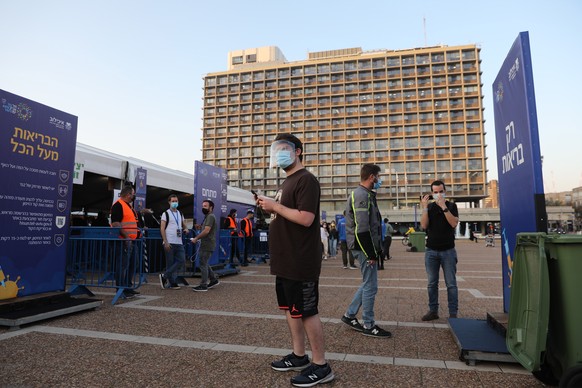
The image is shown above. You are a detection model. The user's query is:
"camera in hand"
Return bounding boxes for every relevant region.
[420,194,434,201]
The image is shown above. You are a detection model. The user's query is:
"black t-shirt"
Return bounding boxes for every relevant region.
[425,201,459,251]
[269,168,321,281]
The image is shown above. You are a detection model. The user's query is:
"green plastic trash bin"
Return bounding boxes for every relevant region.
[408,232,426,252]
[507,233,582,387]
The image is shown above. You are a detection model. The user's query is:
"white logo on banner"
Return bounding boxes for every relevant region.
[55,216,66,229]
[54,234,65,246]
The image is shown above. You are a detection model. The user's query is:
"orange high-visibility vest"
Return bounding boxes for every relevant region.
[226,216,238,236]
[113,199,139,239]
[241,218,253,237]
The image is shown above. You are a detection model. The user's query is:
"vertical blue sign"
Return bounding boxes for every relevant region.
[134,167,147,213]
[492,32,546,312]
[193,161,228,265]
[0,89,78,299]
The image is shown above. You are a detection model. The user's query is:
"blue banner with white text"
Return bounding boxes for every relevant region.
[492,32,546,312]
[134,167,147,213]
[193,161,228,265]
[0,89,78,299]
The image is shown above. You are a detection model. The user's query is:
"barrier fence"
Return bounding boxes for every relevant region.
[67,227,270,304]
[67,227,144,304]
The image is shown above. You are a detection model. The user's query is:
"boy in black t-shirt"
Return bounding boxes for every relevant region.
[257,134,334,386]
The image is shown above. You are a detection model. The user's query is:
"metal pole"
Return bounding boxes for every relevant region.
[396,173,399,209]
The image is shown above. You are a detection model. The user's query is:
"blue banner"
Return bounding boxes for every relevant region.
[134,167,147,213]
[492,32,546,312]
[193,161,227,265]
[0,89,78,299]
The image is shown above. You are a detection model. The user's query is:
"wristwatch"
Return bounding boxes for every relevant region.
[442,207,449,213]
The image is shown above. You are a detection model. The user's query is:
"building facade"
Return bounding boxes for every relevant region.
[202,45,487,213]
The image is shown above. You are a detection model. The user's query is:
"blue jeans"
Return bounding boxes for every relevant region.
[346,250,378,328]
[163,244,185,284]
[424,247,458,315]
[198,250,217,286]
[329,238,338,256]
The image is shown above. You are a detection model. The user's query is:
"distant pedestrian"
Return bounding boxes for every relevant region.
[190,199,220,292]
[159,194,189,290]
[338,211,356,269]
[239,209,254,266]
[380,218,394,270]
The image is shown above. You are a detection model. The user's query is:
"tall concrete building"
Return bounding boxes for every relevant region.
[202,45,487,213]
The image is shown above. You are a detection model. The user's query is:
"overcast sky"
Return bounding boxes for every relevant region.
[1,0,581,192]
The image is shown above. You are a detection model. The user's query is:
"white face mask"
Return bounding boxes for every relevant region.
[433,193,446,200]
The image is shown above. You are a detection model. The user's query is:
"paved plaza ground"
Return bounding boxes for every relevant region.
[0,239,545,387]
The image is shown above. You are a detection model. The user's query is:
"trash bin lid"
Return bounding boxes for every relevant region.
[506,233,550,372]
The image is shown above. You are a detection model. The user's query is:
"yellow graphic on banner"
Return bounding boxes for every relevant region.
[0,266,24,300]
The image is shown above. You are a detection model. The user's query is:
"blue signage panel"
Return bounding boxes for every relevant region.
[492,32,546,312]
[134,167,147,213]
[0,89,78,299]
[193,161,228,265]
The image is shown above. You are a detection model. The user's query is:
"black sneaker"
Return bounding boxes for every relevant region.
[362,325,392,338]
[122,290,135,299]
[159,273,168,289]
[341,315,364,332]
[421,311,439,321]
[125,289,140,295]
[168,283,181,290]
[192,285,208,292]
[271,353,310,372]
[290,363,334,387]
[207,279,220,289]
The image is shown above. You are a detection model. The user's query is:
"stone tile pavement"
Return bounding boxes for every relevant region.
[0,239,545,387]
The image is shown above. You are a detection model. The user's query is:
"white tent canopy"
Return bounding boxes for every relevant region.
[74,142,254,206]
[75,142,194,193]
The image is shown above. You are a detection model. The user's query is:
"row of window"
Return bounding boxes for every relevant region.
[207,50,478,86]
[205,110,482,127]
[221,164,485,181]
[204,86,482,105]
[205,98,481,116]
[206,78,481,95]
[204,122,483,139]
[208,68,480,89]
[237,186,486,201]
[206,142,483,159]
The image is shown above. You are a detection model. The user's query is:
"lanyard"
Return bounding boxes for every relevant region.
[171,210,180,228]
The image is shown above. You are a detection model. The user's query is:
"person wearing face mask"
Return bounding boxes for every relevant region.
[258,133,334,386]
[341,164,391,338]
[159,194,189,290]
[190,199,220,292]
[110,185,141,299]
[420,180,460,321]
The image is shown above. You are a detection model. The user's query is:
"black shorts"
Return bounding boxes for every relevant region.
[275,276,319,319]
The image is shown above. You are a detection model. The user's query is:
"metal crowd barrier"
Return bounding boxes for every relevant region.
[67,226,144,305]
[67,227,271,303]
